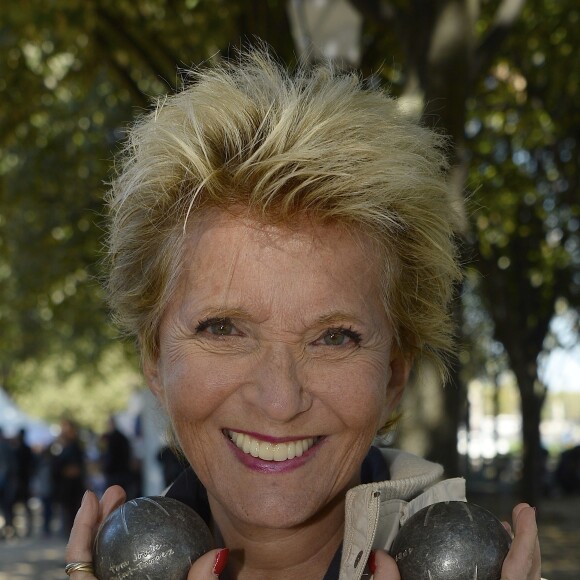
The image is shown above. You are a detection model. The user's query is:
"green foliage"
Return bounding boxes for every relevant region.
[13,347,142,432]
[466,0,579,373]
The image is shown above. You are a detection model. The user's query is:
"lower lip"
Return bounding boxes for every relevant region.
[226,436,324,473]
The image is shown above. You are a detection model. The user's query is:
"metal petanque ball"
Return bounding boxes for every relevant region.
[390,501,512,580]
[93,496,214,580]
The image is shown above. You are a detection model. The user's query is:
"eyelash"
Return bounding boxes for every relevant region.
[321,327,362,346]
[194,318,362,346]
[195,317,237,335]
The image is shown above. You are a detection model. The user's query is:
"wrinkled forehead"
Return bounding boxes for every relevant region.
[182,205,384,265]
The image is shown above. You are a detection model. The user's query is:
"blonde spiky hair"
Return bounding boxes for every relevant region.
[106,49,462,380]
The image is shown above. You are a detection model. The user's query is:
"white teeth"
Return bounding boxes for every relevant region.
[274,444,288,461]
[258,441,274,460]
[227,431,318,462]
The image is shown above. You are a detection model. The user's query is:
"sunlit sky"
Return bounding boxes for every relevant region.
[543,347,580,392]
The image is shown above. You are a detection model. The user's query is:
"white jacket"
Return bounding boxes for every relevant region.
[339,447,466,580]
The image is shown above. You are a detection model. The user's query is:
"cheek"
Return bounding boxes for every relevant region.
[312,357,391,430]
[160,357,232,470]
[160,353,239,423]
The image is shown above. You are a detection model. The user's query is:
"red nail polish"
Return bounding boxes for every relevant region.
[368,550,377,574]
[212,548,229,576]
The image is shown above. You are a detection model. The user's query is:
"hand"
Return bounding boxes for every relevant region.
[66,486,229,579]
[501,503,542,580]
[66,486,127,579]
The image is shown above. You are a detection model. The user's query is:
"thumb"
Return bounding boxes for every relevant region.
[371,549,401,580]
[187,548,229,579]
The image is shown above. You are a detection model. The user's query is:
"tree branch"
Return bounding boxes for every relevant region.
[354,0,404,50]
[92,29,150,109]
[352,0,398,23]
[95,6,177,91]
[474,0,526,78]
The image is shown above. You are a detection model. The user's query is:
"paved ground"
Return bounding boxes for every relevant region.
[534,495,580,580]
[0,534,66,579]
[1,494,578,579]
[0,500,68,579]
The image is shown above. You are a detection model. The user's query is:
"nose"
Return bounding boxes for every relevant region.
[243,341,312,422]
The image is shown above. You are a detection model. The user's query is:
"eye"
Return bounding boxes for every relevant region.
[195,317,238,337]
[316,328,362,347]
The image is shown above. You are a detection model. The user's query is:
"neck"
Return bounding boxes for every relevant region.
[208,492,347,580]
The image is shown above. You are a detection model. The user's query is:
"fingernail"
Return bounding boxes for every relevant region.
[212,548,229,576]
[368,550,377,574]
[81,490,89,505]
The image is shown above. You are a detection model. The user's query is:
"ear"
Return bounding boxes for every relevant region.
[384,347,412,415]
[142,353,166,409]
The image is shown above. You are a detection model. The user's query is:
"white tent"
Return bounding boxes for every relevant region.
[0,388,56,447]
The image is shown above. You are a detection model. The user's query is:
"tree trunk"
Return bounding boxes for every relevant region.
[394,355,466,479]
[512,366,547,505]
[425,376,463,477]
[422,289,467,477]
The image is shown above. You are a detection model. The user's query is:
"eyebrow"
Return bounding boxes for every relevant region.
[193,306,366,328]
[195,306,254,321]
[313,311,366,328]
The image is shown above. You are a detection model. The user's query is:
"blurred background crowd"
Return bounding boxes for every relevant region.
[0,412,185,540]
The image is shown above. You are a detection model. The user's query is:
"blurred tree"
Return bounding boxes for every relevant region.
[466,1,579,503]
[342,0,579,505]
[1,0,578,505]
[348,0,580,502]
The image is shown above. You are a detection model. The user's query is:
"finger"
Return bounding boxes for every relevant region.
[501,504,541,580]
[98,485,127,524]
[66,487,127,580]
[65,490,99,579]
[502,521,513,538]
[372,550,401,580]
[512,503,532,525]
[512,504,541,578]
[187,548,229,579]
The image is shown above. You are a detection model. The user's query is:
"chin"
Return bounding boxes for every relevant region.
[235,504,318,530]
[218,484,342,531]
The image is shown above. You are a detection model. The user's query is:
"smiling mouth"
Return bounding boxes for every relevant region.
[226,430,321,461]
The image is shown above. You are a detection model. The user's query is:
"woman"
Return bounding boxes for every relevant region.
[66,50,541,579]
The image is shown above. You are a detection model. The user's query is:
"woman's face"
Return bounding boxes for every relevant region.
[145,209,409,531]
